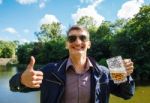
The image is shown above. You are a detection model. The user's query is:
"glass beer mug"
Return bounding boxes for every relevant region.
[106,56,127,84]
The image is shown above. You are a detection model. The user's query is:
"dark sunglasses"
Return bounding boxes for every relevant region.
[67,35,89,43]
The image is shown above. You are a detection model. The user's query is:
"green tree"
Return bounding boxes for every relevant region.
[35,22,62,42]
[0,40,16,58]
[111,5,150,81]
[76,16,98,32]
[88,21,113,62]
[17,43,34,63]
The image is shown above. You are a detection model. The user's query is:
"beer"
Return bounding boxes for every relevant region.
[110,69,127,83]
[106,56,127,84]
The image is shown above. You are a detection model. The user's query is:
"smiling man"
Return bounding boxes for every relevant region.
[9,25,135,103]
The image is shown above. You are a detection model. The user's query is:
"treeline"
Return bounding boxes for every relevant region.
[0,40,17,58]
[2,5,150,82]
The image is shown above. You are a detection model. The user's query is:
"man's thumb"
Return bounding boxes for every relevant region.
[27,56,35,71]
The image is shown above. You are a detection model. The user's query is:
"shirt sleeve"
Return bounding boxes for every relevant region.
[109,75,135,100]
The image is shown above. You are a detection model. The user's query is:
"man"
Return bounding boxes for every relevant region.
[9,25,135,103]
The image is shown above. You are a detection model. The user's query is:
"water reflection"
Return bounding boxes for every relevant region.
[0,66,40,103]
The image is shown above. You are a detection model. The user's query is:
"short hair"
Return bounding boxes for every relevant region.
[67,25,89,37]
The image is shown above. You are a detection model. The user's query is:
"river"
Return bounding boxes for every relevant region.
[0,66,150,103]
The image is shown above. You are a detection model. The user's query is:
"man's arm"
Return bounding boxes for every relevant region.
[9,72,40,92]
[9,56,43,92]
[110,59,135,99]
[110,76,135,99]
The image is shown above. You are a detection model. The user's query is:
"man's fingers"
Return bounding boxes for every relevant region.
[27,56,35,71]
[124,59,134,67]
[124,59,131,63]
[124,62,134,67]
[35,71,43,76]
[32,75,43,81]
[31,84,41,88]
[32,80,42,85]
[126,68,134,76]
[123,58,134,76]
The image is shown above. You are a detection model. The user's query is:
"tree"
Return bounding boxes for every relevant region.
[76,16,98,32]
[0,40,16,58]
[17,43,34,63]
[111,19,127,34]
[35,22,62,42]
[111,5,150,81]
[88,21,113,62]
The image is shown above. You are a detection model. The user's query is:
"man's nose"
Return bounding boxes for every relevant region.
[74,37,82,44]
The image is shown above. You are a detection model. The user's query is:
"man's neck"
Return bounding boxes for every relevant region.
[69,55,87,74]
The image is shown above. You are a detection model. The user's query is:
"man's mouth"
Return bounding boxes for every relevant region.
[72,46,84,51]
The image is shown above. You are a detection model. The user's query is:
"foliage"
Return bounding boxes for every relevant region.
[76,16,98,32]
[35,23,62,42]
[17,37,67,64]
[14,5,150,82]
[111,5,150,81]
[88,21,113,61]
[0,40,16,58]
[16,43,34,64]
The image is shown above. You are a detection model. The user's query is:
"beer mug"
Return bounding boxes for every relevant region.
[106,56,127,84]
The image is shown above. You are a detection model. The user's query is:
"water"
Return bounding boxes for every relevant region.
[0,66,150,103]
[0,66,40,103]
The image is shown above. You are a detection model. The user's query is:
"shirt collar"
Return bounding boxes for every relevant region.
[66,57,93,71]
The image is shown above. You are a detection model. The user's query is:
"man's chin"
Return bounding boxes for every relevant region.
[71,51,85,55]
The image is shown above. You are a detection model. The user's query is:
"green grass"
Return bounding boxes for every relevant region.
[110,86,150,103]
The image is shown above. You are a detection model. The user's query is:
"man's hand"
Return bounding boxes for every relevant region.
[123,59,134,76]
[21,56,43,88]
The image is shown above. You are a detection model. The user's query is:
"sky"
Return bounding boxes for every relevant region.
[0,0,149,43]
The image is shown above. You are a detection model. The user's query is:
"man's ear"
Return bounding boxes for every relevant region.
[65,42,68,49]
[87,41,91,49]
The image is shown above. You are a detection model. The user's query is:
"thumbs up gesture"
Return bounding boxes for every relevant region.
[21,56,43,88]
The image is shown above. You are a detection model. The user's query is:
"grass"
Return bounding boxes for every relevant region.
[110,86,150,103]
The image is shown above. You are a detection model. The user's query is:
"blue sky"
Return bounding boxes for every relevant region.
[0,0,149,43]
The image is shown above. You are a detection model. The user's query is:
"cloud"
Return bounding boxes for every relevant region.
[39,14,65,32]
[80,0,93,3]
[16,0,37,5]
[0,0,2,4]
[16,0,47,8]
[39,0,47,8]
[40,14,60,25]
[80,0,101,4]
[72,0,104,27]
[117,0,144,19]
[23,29,30,33]
[39,2,45,8]
[20,38,30,43]
[4,27,18,34]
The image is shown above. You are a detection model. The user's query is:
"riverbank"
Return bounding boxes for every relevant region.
[0,58,17,66]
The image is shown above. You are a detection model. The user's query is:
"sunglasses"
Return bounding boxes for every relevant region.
[67,35,89,43]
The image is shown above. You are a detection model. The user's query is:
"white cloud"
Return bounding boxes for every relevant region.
[80,0,95,3]
[117,0,144,19]
[39,14,65,33]
[72,0,104,27]
[80,0,91,3]
[40,14,59,25]
[39,2,45,8]
[16,0,37,5]
[23,29,30,33]
[0,0,3,4]
[16,0,48,8]
[0,37,9,41]
[20,38,30,43]
[4,27,18,34]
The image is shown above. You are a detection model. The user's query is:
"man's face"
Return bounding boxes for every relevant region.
[66,30,91,57]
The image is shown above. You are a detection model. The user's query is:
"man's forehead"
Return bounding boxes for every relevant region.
[68,30,88,35]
